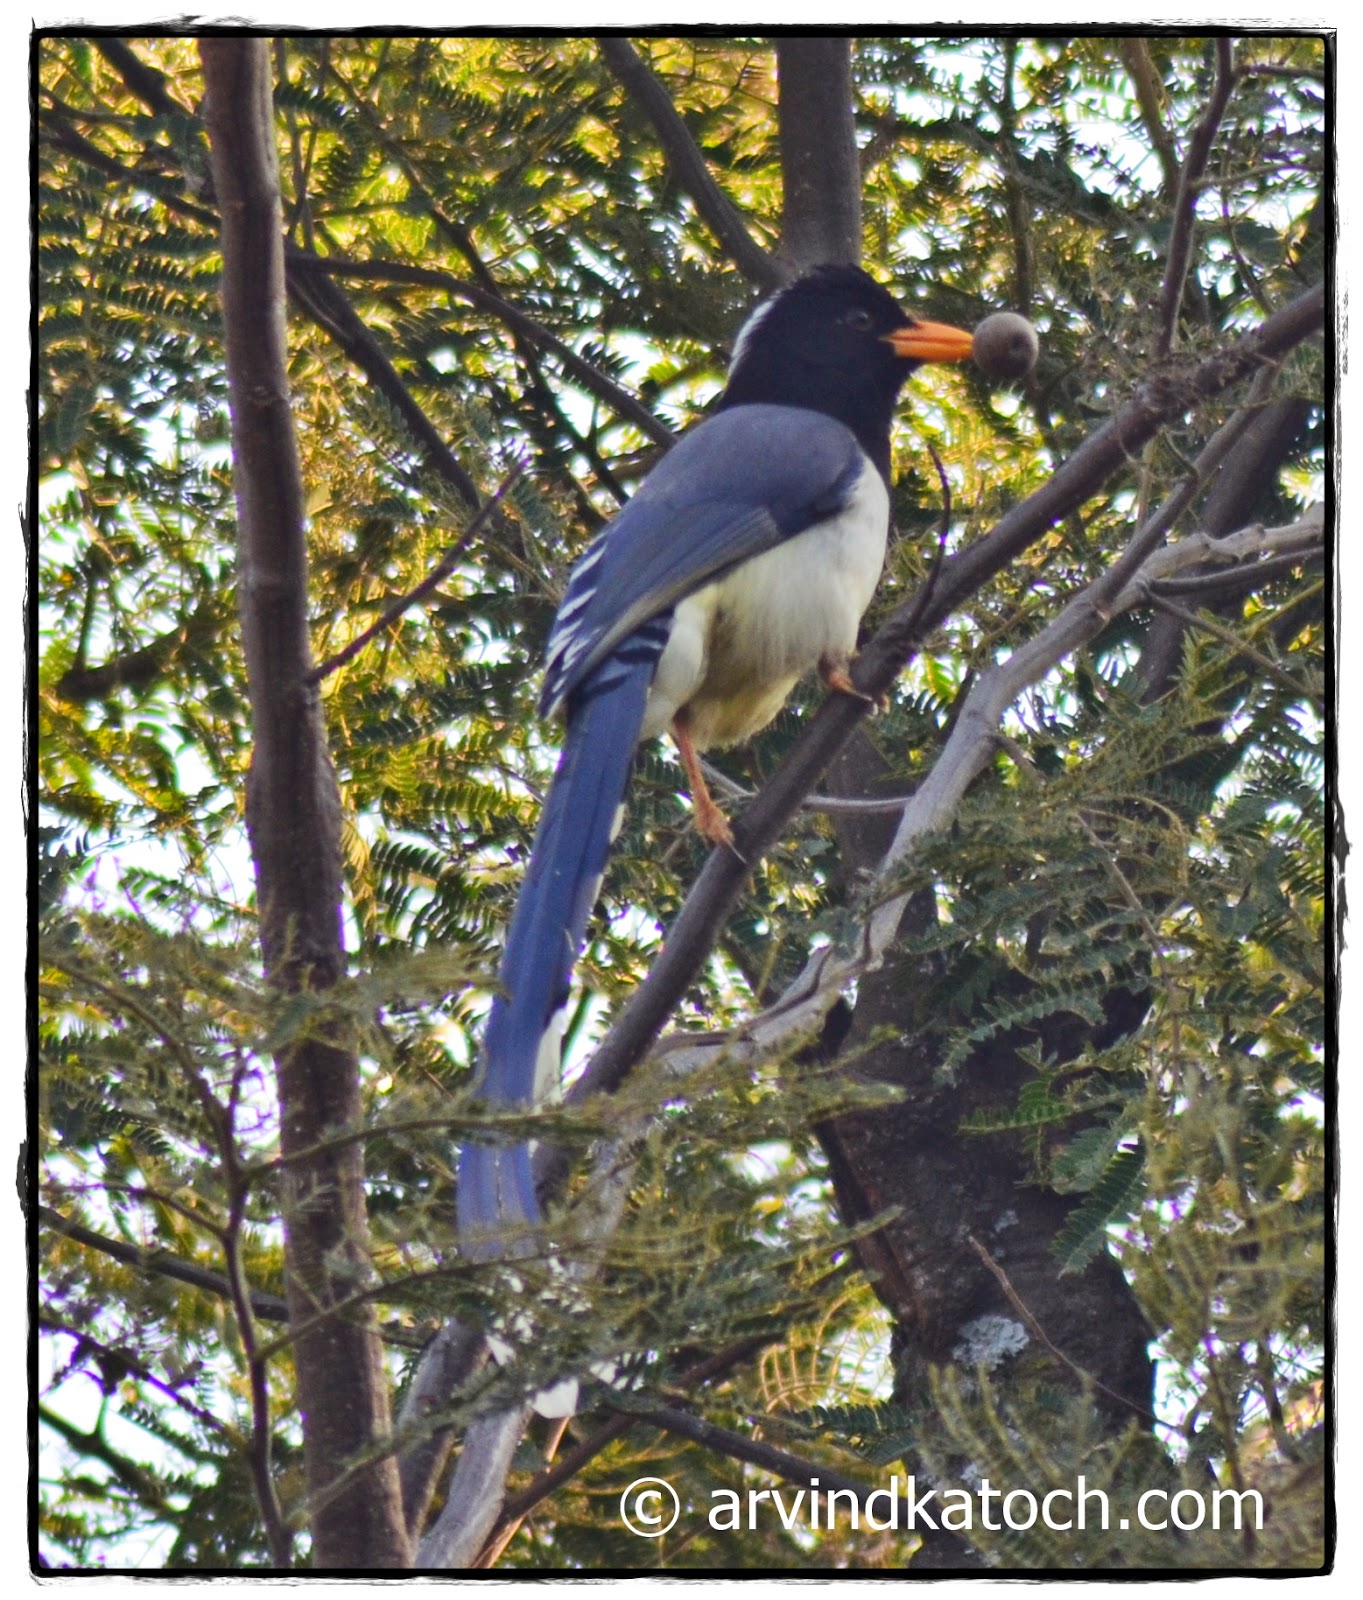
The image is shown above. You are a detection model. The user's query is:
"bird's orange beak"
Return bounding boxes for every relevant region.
[884,319,975,363]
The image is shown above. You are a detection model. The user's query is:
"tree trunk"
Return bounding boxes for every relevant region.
[200,38,411,1569]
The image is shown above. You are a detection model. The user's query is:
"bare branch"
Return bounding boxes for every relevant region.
[1150,548,1323,599]
[416,1408,532,1567]
[41,1315,232,1439]
[397,1319,490,1535]
[1157,39,1236,356]
[996,40,1036,313]
[39,1204,289,1323]
[294,249,676,449]
[1119,40,1182,194]
[285,256,485,514]
[603,1395,881,1503]
[95,37,192,119]
[222,1154,292,1563]
[598,38,784,290]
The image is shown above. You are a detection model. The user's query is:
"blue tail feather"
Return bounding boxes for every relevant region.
[458,635,665,1250]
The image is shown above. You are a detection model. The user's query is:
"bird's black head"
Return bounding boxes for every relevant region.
[718,264,974,476]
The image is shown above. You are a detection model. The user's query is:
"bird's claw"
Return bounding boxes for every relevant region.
[694,793,736,849]
[820,657,885,712]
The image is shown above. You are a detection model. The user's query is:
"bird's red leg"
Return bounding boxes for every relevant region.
[819,652,884,710]
[672,715,734,847]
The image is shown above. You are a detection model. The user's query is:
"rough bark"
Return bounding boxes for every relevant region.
[199,39,410,1569]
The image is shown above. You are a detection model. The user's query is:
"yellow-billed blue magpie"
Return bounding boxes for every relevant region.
[459,264,975,1247]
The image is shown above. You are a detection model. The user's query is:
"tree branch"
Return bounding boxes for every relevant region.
[1156,38,1236,356]
[1149,547,1323,600]
[95,36,192,119]
[603,1394,880,1504]
[41,1315,231,1439]
[38,104,219,229]
[284,254,485,515]
[39,1204,290,1323]
[1119,40,1182,194]
[54,595,226,703]
[416,1408,532,1567]
[292,249,675,449]
[598,38,784,290]
[396,1318,490,1535]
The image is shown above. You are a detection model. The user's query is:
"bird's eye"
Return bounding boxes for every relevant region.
[844,307,874,332]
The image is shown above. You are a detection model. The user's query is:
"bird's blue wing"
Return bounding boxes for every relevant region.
[541,405,863,717]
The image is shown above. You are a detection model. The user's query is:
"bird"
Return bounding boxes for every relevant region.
[458,263,977,1251]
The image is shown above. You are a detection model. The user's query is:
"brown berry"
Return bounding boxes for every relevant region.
[972,312,1039,381]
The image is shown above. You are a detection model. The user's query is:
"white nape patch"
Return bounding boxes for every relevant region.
[728,292,781,379]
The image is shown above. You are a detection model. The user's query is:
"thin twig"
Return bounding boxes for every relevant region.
[222,1155,293,1565]
[700,760,909,816]
[307,464,524,685]
[1144,589,1313,695]
[40,1315,233,1439]
[966,1235,1159,1425]
[305,252,676,450]
[603,1394,881,1502]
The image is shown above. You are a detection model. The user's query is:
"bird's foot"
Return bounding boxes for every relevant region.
[673,714,741,852]
[820,655,885,711]
[693,791,735,848]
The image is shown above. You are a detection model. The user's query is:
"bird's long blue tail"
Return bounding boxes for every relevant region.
[458,626,668,1252]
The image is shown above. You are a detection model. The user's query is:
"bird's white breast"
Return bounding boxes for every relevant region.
[642,462,889,748]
